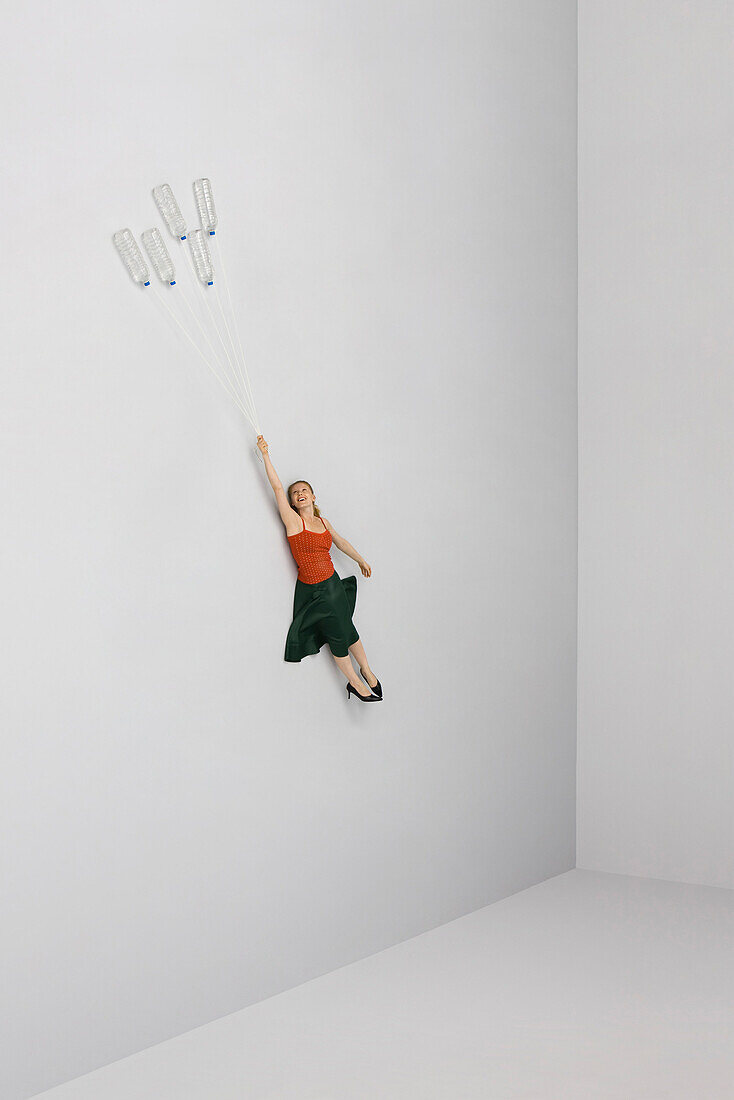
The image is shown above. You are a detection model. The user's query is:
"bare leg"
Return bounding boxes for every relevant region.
[348,639,378,689]
[332,653,372,696]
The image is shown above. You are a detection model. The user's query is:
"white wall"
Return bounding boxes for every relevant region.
[1,2,577,1096]
[578,0,734,887]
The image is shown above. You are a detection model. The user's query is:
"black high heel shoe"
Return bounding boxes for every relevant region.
[359,669,382,699]
[346,682,382,702]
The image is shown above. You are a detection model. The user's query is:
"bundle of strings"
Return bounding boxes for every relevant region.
[113,179,260,434]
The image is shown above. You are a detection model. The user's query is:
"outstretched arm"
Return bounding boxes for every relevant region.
[322,518,372,578]
[257,436,300,532]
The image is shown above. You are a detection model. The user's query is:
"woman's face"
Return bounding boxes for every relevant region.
[290,483,314,510]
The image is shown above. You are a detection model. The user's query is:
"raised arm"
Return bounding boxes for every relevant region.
[257,436,301,533]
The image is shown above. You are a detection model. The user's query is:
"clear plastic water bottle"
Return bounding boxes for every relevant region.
[142,228,176,284]
[113,229,150,285]
[189,229,214,285]
[193,178,218,234]
[153,183,187,240]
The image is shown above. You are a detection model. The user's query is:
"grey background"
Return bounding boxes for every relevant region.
[1,1,577,1096]
[577,0,734,888]
[32,871,734,1100]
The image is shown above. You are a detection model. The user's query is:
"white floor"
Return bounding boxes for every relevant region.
[34,869,734,1100]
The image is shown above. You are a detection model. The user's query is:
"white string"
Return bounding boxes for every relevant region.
[148,286,257,428]
[176,279,243,402]
[164,287,256,423]
[213,279,258,427]
[181,240,247,409]
[150,286,255,425]
[210,233,261,431]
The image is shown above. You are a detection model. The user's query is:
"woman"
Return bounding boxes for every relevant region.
[256,435,382,702]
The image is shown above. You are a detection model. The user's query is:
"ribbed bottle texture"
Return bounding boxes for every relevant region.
[114,229,150,285]
[193,178,218,233]
[153,183,187,239]
[190,229,214,285]
[142,228,176,284]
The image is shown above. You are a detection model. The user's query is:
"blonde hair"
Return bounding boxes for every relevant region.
[287,480,321,518]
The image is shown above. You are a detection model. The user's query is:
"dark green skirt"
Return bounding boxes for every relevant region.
[284,570,359,662]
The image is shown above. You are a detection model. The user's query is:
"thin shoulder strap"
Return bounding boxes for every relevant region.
[320,515,327,532]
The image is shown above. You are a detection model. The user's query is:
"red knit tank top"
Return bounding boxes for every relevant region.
[287,514,335,584]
